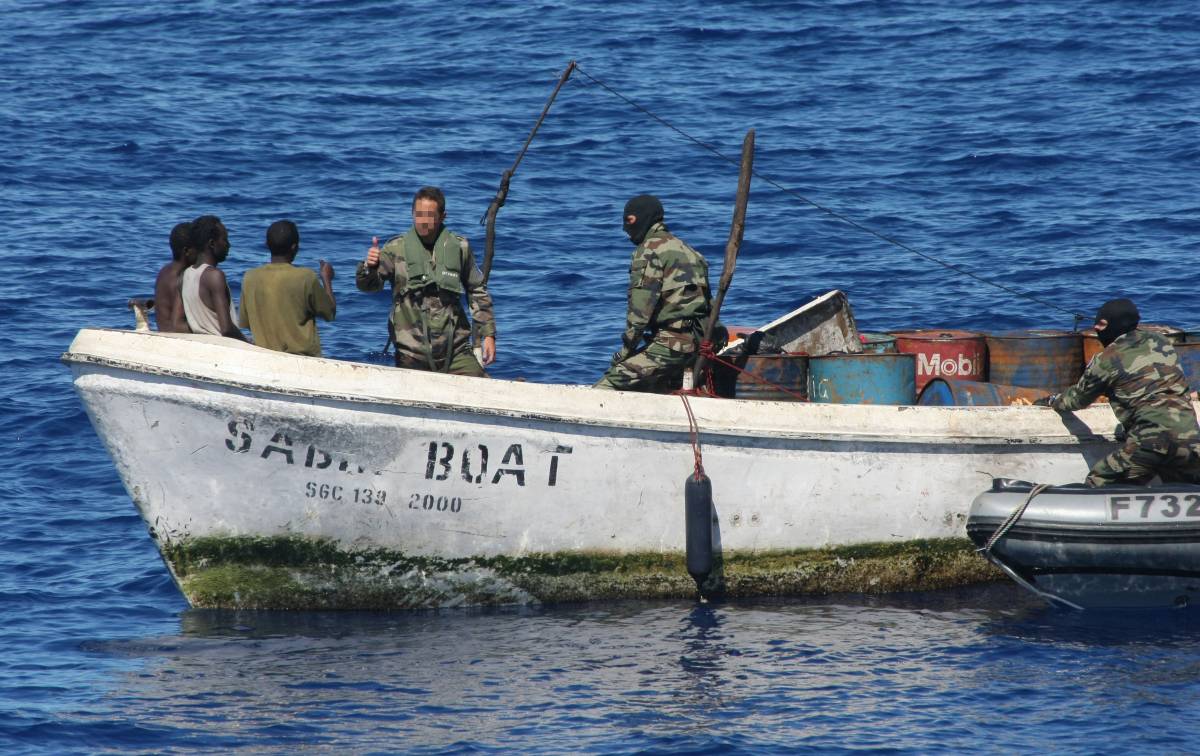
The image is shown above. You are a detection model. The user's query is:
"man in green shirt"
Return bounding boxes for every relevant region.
[238,220,336,357]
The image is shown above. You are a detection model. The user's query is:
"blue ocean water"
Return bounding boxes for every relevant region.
[5,0,1200,751]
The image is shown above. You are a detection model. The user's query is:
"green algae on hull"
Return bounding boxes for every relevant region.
[162,535,1003,610]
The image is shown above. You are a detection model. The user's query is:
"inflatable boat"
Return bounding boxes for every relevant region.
[968,478,1200,609]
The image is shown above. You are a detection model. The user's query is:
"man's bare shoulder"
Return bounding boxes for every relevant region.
[200,264,228,284]
[155,262,181,283]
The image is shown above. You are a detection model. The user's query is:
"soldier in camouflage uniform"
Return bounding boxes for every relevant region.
[356,186,496,376]
[1034,298,1200,487]
[595,194,711,392]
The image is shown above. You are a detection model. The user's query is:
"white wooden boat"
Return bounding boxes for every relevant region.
[64,325,1144,610]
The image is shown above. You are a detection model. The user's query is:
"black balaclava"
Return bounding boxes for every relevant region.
[1095,298,1140,347]
[623,194,664,245]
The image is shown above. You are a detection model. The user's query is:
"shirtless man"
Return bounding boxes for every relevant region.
[153,222,194,333]
[181,215,248,341]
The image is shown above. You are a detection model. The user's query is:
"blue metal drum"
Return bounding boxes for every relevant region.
[1175,332,1200,394]
[807,353,916,405]
[917,378,1051,406]
[985,330,1082,390]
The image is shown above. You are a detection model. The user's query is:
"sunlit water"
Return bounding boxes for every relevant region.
[5,0,1200,751]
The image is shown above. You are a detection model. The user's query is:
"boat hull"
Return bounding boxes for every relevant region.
[65,328,1145,610]
[968,480,1200,608]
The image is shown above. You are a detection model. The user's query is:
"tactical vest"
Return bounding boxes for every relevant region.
[402,228,465,295]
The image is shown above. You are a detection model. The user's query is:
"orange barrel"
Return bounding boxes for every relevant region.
[1175,332,1200,394]
[1082,324,1185,366]
[859,332,898,354]
[726,325,757,342]
[891,329,986,393]
[917,378,1052,406]
[985,330,1082,390]
[807,353,916,405]
[734,354,809,401]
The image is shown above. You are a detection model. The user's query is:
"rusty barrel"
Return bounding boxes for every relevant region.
[1082,324,1185,366]
[807,353,916,405]
[985,330,1082,390]
[859,332,897,354]
[891,329,986,393]
[917,378,1051,406]
[1175,332,1200,394]
[734,354,809,401]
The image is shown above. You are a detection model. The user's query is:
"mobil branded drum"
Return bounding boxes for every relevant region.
[891,329,986,393]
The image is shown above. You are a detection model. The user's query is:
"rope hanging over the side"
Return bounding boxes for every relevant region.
[678,394,705,480]
[571,64,1087,327]
[980,482,1051,556]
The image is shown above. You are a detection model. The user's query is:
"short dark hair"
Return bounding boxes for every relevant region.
[266,220,300,257]
[169,222,193,261]
[190,215,225,252]
[412,186,446,214]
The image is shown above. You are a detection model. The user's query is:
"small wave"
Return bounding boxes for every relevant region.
[542,272,587,287]
[941,151,1073,170]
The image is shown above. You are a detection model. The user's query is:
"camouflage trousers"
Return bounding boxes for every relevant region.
[394,345,487,378]
[594,330,697,392]
[1086,438,1200,487]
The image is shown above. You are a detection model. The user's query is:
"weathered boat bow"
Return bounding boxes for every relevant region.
[65,328,1129,610]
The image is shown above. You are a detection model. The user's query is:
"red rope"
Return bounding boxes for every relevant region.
[674,340,809,482]
[688,340,810,402]
[678,394,705,480]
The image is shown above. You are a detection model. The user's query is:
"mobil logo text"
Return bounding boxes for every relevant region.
[916,352,984,378]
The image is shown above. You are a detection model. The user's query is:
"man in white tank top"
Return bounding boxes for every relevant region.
[182,215,247,341]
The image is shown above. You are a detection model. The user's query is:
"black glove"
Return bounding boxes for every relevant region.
[1032,393,1059,407]
[744,330,766,356]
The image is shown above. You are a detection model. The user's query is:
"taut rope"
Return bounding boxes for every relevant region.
[570,64,1087,326]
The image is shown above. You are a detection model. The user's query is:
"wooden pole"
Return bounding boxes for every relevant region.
[480,59,576,284]
[472,60,576,360]
[694,128,755,384]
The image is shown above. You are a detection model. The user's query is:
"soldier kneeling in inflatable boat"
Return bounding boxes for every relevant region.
[1022,298,1200,487]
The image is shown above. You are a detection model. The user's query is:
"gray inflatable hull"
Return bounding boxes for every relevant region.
[968,479,1200,609]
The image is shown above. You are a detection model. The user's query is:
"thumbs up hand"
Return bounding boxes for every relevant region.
[365,236,380,268]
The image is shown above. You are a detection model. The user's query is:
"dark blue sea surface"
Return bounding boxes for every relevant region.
[5,0,1200,751]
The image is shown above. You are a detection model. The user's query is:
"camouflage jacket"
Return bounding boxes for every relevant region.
[620,223,711,353]
[1052,330,1200,448]
[356,227,495,366]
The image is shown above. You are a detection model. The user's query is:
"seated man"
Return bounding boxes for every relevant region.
[238,220,335,356]
[153,222,194,333]
[1034,298,1200,487]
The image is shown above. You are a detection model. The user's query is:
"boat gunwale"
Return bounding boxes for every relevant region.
[64,327,1124,446]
